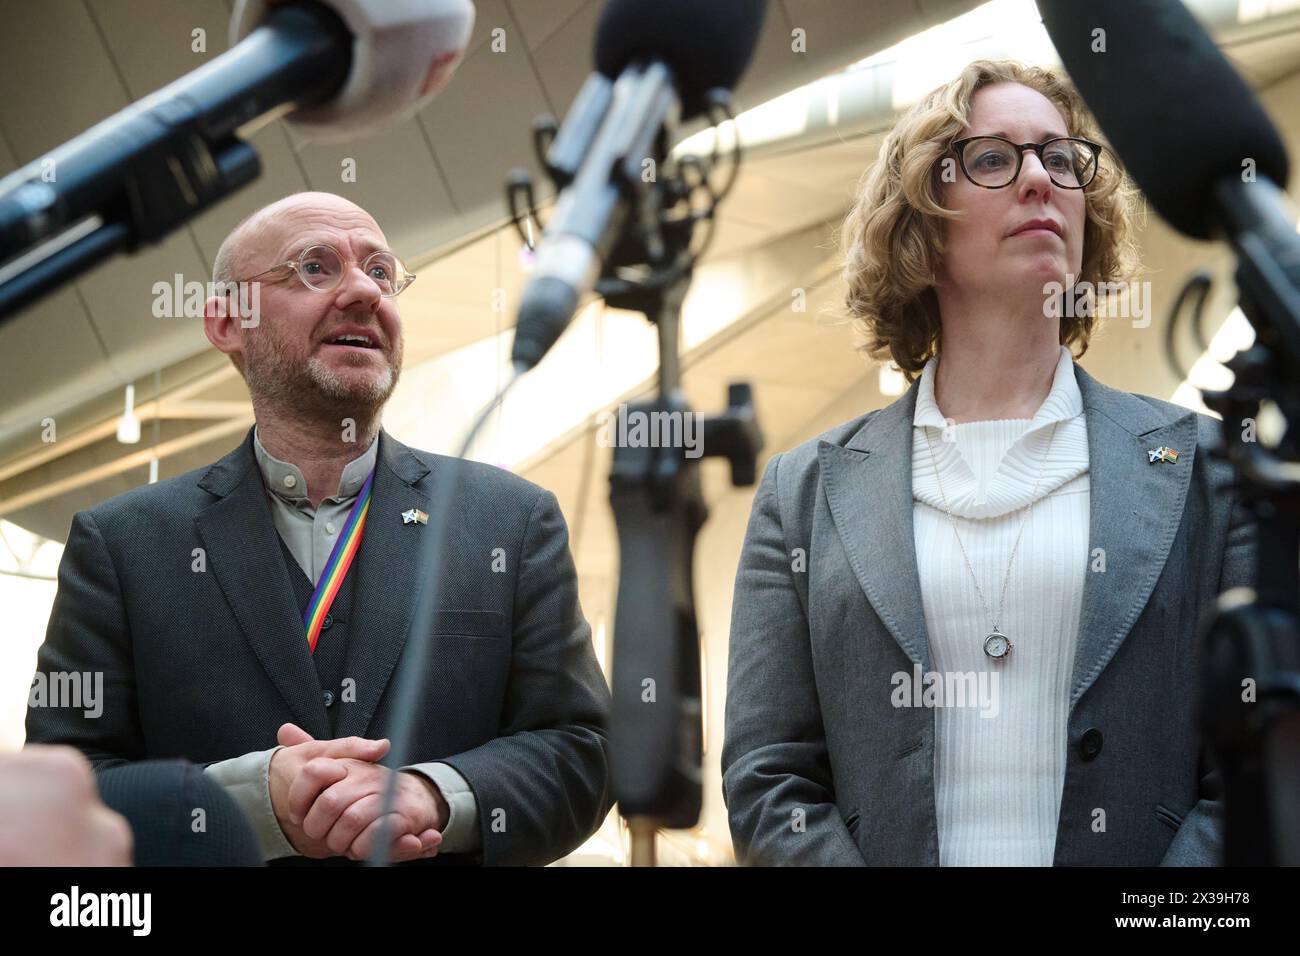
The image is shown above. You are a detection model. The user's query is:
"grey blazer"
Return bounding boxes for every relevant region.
[722,360,1257,865]
[26,428,612,866]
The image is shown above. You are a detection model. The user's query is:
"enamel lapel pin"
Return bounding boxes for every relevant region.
[401,508,429,525]
[1147,446,1180,464]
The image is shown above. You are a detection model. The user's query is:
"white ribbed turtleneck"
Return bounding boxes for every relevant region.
[911,344,1091,866]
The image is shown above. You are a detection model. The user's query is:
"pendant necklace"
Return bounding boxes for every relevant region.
[922,419,1060,661]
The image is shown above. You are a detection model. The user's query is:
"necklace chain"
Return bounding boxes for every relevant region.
[922,419,1060,636]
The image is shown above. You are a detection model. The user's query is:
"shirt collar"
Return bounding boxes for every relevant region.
[252,425,378,504]
[913,343,1082,432]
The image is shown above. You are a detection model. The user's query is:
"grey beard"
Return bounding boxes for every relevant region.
[304,354,396,405]
[245,348,400,419]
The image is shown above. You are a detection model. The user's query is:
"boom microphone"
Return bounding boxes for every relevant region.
[594,0,768,122]
[1037,0,1289,240]
[230,0,474,141]
[0,0,473,278]
[510,0,768,371]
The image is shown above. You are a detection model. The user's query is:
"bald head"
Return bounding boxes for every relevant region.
[211,191,385,286]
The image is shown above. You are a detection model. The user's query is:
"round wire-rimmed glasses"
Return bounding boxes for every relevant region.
[951,135,1104,190]
[241,242,417,297]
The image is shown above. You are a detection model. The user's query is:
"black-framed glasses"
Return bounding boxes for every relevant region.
[241,242,416,297]
[951,135,1103,189]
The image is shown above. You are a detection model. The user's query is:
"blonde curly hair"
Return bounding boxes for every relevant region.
[839,59,1142,383]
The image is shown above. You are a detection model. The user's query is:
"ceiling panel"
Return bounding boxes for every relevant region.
[529,0,603,120]
[1226,31,1300,86]
[416,39,553,221]
[414,227,527,306]
[0,118,17,175]
[465,0,513,57]
[72,231,212,377]
[292,117,459,256]
[84,0,231,97]
[705,216,771,259]
[736,0,929,109]
[712,166,849,234]
[697,296,865,393]
[0,288,109,438]
[0,0,129,162]
[508,0,593,52]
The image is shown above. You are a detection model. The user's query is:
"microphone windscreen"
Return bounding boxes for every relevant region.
[594,0,768,120]
[232,0,475,142]
[1038,0,1289,239]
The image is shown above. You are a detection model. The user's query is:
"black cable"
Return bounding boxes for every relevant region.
[1163,270,1213,384]
[367,367,524,866]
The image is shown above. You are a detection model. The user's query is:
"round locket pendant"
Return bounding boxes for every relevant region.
[983,628,1012,660]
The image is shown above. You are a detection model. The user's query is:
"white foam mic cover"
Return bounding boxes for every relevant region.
[230,0,475,142]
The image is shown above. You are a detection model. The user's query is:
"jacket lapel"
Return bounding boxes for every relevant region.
[195,428,330,738]
[819,361,1198,698]
[820,379,933,671]
[333,429,433,738]
[1069,362,1197,709]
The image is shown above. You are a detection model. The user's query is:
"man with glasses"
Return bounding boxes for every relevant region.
[27,191,612,867]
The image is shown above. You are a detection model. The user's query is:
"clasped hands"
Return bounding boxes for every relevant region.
[269,723,449,862]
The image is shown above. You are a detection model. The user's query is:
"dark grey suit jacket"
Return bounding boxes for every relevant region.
[26,427,612,866]
[723,361,1257,865]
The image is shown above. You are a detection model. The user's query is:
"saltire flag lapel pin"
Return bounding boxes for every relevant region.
[402,507,429,525]
[1147,446,1180,464]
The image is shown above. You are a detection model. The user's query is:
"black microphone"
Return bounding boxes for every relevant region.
[510,0,768,372]
[0,0,473,317]
[1036,0,1290,241]
[594,0,768,122]
[0,3,351,265]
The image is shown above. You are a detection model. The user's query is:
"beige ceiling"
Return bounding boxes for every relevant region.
[3,0,1300,547]
[0,0,989,540]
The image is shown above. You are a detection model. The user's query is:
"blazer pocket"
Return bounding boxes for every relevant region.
[843,807,861,836]
[1154,803,1185,831]
[429,609,509,641]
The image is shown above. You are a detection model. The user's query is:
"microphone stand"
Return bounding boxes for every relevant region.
[1196,174,1300,866]
[603,260,761,866]
[509,87,762,865]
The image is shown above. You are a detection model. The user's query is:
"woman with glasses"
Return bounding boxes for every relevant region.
[722,60,1256,866]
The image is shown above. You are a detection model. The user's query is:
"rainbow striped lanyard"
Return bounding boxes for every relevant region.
[304,467,376,653]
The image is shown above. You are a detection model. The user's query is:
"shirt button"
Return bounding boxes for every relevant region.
[323,690,335,707]
[1080,728,1104,761]
[321,614,334,631]
[325,521,337,535]
[283,474,297,489]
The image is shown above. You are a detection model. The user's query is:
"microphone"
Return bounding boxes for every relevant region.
[594,0,767,123]
[0,0,473,270]
[509,0,768,372]
[1036,0,1290,241]
[230,0,474,141]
